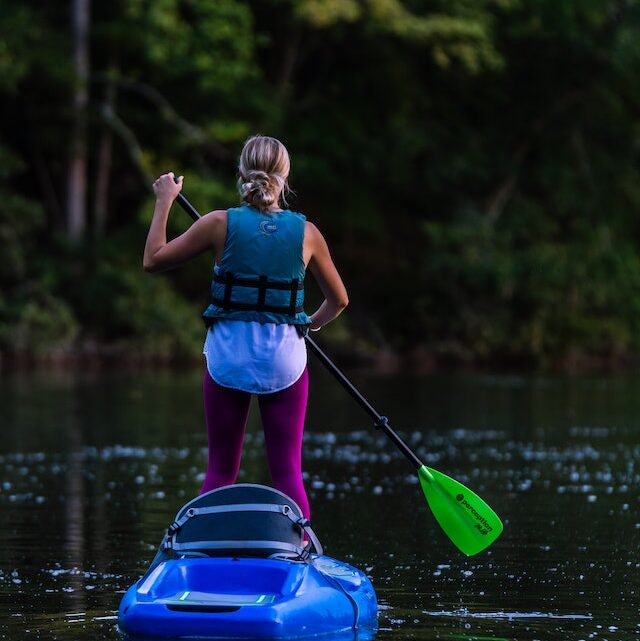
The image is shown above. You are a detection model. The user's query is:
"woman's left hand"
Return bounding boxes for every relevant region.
[153,172,183,203]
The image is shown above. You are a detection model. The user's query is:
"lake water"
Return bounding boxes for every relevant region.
[1,363,638,640]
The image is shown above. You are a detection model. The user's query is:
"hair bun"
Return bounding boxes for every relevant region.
[239,169,276,208]
[237,135,291,212]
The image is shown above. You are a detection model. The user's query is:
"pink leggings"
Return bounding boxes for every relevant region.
[201,368,310,518]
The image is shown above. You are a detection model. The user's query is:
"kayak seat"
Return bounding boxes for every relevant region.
[159,483,322,560]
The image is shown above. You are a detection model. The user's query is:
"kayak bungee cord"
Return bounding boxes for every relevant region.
[172,179,503,556]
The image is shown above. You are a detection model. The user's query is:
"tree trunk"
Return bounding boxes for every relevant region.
[66,0,90,240]
[93,65,117,237]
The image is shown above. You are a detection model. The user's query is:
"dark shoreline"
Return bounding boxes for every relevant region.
[2,340,639,376]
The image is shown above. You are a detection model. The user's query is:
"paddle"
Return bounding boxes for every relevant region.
[169,181,503,556]
[302,338,503,556]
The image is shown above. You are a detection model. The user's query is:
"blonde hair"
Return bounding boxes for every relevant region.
[237,135,291,212]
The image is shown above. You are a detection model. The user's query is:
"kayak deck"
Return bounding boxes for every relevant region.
[118,555,378,639]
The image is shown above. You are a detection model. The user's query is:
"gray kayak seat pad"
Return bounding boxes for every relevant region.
[160,484,323,559]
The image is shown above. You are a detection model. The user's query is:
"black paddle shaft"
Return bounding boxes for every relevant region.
[176,193,201,222]
[168,179,425,470]
[303,336,424,469]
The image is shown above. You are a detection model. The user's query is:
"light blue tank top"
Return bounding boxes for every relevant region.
[203,320,307,394]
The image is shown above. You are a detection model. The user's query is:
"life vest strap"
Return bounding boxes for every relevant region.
[288,279,299,317]
[210,298,304,314]
[214,273,304,291]
[213,272,304,315]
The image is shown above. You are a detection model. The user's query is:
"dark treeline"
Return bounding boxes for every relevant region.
[2,0,640,370]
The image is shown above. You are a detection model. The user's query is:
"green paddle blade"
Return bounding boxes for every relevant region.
[418,465,503,556]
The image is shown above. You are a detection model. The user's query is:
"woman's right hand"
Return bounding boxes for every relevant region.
[153,172,183,203]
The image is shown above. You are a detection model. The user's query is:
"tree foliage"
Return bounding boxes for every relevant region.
[1,0,639,368]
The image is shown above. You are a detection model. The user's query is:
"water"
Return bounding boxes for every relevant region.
[1,366,639,640]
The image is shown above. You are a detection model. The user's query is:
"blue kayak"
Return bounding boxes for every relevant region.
[117,484,378,639]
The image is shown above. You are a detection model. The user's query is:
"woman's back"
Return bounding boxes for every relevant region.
[219,204,306,277]
[202,204,311,328]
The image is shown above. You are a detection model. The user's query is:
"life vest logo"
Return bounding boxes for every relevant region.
[456,493,493,535]
[259,220,278,235]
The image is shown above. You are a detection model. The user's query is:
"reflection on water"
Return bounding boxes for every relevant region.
[1,366,639,640]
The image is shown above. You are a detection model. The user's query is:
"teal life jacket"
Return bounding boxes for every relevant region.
[202,204,312,327]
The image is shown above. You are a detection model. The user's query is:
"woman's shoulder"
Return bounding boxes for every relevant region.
[205,208,228,219]
[303,219,322,239]
[201,208,228,228]
[198,209,228,248]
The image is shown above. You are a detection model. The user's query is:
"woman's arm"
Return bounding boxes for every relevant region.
[143,172,224,272]
[305,222,349,331]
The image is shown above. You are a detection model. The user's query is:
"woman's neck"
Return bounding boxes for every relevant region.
[245,202,283,213]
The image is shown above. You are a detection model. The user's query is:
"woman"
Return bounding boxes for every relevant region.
[143,135,348,518]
